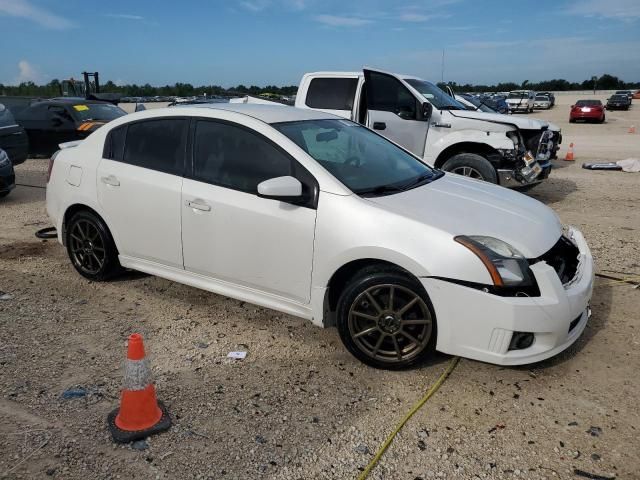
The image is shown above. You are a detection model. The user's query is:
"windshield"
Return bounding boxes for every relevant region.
[70,103,126,122]
[535,95,549,100]
[508,92,527,99]
[610,95,626,101]
[403,79,465,110]
[273,119,441,196]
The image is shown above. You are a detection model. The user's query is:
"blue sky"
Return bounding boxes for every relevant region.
[1,0,639,87]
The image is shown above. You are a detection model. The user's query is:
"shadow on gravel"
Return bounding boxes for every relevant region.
[527,177,577,205]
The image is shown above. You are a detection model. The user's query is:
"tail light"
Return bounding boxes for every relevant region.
[47,150,60,183]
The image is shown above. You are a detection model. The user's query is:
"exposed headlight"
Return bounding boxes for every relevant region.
[455,235,533,287]
[0,150,10,168]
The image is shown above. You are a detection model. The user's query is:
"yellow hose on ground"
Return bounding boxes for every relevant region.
[357,356,460,480]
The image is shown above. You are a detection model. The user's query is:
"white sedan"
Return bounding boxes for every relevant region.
[46,104,594,369]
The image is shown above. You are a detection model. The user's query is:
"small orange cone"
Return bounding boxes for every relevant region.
[629,125,636,134]
[108,333,171,443]
[564,142,575,161]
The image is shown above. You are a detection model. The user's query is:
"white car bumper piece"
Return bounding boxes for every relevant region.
[423,227,594,365]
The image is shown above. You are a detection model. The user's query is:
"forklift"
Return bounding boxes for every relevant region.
[60,72,121,105]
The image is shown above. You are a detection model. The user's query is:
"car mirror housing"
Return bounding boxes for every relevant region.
[257,176,303,201]
[421,102,433,121]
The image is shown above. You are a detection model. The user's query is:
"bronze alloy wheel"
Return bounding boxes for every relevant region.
[69,218,107,276]
[347,284,433,364]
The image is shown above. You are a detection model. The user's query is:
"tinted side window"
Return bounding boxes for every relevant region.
[103,126,127,160]
[306,78,358,110]
[368,72,417,118]
[123,119,187,175]
[193,120,292,193]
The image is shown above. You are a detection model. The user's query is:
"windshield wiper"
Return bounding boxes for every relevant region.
[397,172,436,191]
[355,184,405,197]
[439,105,461,111]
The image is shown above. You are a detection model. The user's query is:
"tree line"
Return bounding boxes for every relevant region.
[437,74,639,93]
[1,73,637,98]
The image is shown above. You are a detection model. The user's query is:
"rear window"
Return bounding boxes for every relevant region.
[576,100,602,106]
[0,105,17,128]
[305,78,358,110]
[122,119,187,175]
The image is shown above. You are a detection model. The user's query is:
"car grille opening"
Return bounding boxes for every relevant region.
[532,236,580,285]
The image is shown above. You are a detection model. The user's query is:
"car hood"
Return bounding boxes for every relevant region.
[366,174,561,258]
[450,109,548,130]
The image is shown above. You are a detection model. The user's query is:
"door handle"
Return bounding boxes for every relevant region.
[186,200,211,212]
[372,122,386,130]
[100,175,120,187]
[431,122,452,128]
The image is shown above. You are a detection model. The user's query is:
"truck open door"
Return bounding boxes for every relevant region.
[362,68,431,158]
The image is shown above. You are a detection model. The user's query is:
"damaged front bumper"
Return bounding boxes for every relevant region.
[424,227,594,365]
[497,150,550,188]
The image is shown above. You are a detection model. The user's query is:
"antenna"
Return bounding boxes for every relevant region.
[441,49,445,83]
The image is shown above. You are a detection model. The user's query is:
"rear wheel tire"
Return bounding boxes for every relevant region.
[336,266,437,370]
[442,153,498,184]
[65,210,121,281]
[0,191,10,198]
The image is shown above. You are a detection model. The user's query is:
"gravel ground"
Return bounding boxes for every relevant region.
[1,94,639,480]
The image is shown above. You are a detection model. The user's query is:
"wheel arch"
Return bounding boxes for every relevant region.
[322,258,421,327]
[62,203,117,252]
[434,142,501,169]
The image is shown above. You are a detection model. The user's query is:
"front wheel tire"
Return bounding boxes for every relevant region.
[336,267,437,370]
[66,210,121,281]
[442,153,498,184]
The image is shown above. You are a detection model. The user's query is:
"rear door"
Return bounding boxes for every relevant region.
[362,69,430,157]
[97,118,186,268]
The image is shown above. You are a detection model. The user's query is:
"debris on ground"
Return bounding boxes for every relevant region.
[573,468,616,480]
[61,387,87,399]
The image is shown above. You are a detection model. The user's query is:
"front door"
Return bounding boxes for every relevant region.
[181,119,317,304]
[96,118,187,268]
[363,69,430,157]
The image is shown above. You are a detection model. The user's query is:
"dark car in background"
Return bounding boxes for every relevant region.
[0,148,16,198]
[479,95,510,114]
[606,94,631,110]
[0,104,29,165]
[615,90,633,102]
[15,98,126,157]
[570,99,605,123]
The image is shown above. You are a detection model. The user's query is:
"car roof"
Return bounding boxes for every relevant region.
[178,103,338,124]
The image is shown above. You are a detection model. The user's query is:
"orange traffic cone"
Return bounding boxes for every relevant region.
[564,142,575,161]
[629,125,636,134]
[108,333,171,443]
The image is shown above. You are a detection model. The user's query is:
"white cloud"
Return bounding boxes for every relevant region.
[15,60,40,83]
[105,13,145,21]
[566,0,640,20]
[239,0,270,12]
[0,0,72,29]
[314,14,372,27]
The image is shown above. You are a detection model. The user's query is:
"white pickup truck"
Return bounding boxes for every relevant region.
[295,69,558,189]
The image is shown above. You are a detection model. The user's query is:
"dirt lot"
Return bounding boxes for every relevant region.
[1,94,639,480]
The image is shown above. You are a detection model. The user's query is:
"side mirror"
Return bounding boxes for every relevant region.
[421,102,433,121]
[570,105,575,108]
[51,116,64,127]
[135,103,146,112]
[257,176,302,201]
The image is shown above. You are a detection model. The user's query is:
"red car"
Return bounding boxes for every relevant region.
[569,100,605,123]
